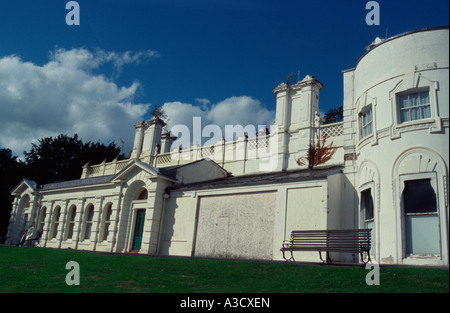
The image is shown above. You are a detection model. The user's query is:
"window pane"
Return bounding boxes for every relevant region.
[411,93,419,107]
[420,91,430,105]
[85,223,92,240]
[367,109,372,122]
[361,189,374,220]
[68,224,74,239]
[367,122,372,135]
[405,214,440,255]
[410,107,419,120]
[87,207,94,221]
[403,179,437,214]
[70,208,76,221]
[106,208,112,221]
[398,95,409,109]
[421,105,431,119]
[399,109,409,123]
[103,222,110,241]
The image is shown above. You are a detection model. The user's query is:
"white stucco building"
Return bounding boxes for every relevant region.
[7,26,449,266]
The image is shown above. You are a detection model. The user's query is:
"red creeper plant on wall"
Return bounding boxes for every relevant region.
[296,133,337,169]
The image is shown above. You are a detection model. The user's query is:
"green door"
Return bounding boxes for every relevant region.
[132,210,145,251]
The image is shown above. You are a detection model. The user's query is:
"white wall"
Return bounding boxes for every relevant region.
[344,27,449,265]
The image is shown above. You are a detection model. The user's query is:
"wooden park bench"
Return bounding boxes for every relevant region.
[281,229,372,264]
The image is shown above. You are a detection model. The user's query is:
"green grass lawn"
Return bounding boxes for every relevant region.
[0,246,448,293]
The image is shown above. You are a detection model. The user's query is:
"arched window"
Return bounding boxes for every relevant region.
[38,207,47,232]
[84,204,94,240]
[66,205,77,240]
[51,206,61,239]
[100,203,113,242]
[137,189,148,200]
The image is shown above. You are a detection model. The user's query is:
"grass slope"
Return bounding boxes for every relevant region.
[0,246,448,293]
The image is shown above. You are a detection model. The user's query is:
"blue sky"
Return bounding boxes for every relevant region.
[0,0,448,156]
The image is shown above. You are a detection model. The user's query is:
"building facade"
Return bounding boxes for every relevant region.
[6,27,449,266]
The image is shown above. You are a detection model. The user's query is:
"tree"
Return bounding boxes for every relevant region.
[323,105,343,124]
[0,148,26,243]
[24,134,125,184]
[0,136,125,242]
[150,105,168,121]
[285,72,296,86]
[296,133,337,169]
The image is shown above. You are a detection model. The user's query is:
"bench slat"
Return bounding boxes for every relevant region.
[281,228,372,264]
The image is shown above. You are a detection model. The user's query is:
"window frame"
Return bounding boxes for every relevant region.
[83,204,95,241]
[65,205,77,240]
[397,88,431,124]
[38,206,47,232]
[51,206,61,240]
[359,105,373,139]
[399,172,441,258]
[389,76,441,139]
[100,203,113,243]
[360,188,374,224]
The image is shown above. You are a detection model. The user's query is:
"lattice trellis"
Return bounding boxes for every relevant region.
[320,123,344,138]
[248,137,269,150]
[157,154,172,164]
[201,146,215,158]
[116,161,128,171]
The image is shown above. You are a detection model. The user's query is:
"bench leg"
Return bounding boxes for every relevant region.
[319,251,325,263]
[281,250,296,263]
[281,250,295,263]
[289,251,295,263]
[326,252,332,265]
[360,251,372,265]
[319,251,332,265]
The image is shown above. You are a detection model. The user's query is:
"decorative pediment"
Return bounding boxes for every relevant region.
[10,179,38,196]
[110,160,176,183]
[172,159,229,185]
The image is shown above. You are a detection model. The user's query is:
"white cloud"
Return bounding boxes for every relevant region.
[0,47,274,158]
[0,48,157,156]
[162,96,274,145]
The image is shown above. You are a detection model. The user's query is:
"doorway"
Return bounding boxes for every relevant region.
[132,209,145,251]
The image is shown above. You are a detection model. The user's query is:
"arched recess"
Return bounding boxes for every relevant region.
[81,203,95,241]
[99,202,113,243]
[115,180,148,252]
[36,206,47,233]
[392,147,448,264]
[358,160,380,261]
[10,194,31,242]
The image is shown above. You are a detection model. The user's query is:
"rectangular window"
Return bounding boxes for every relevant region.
[361,189,374,222]
[360,189,375,255]
[402,179,440,256]
[397,90,431,123]
[359,107,373,138]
